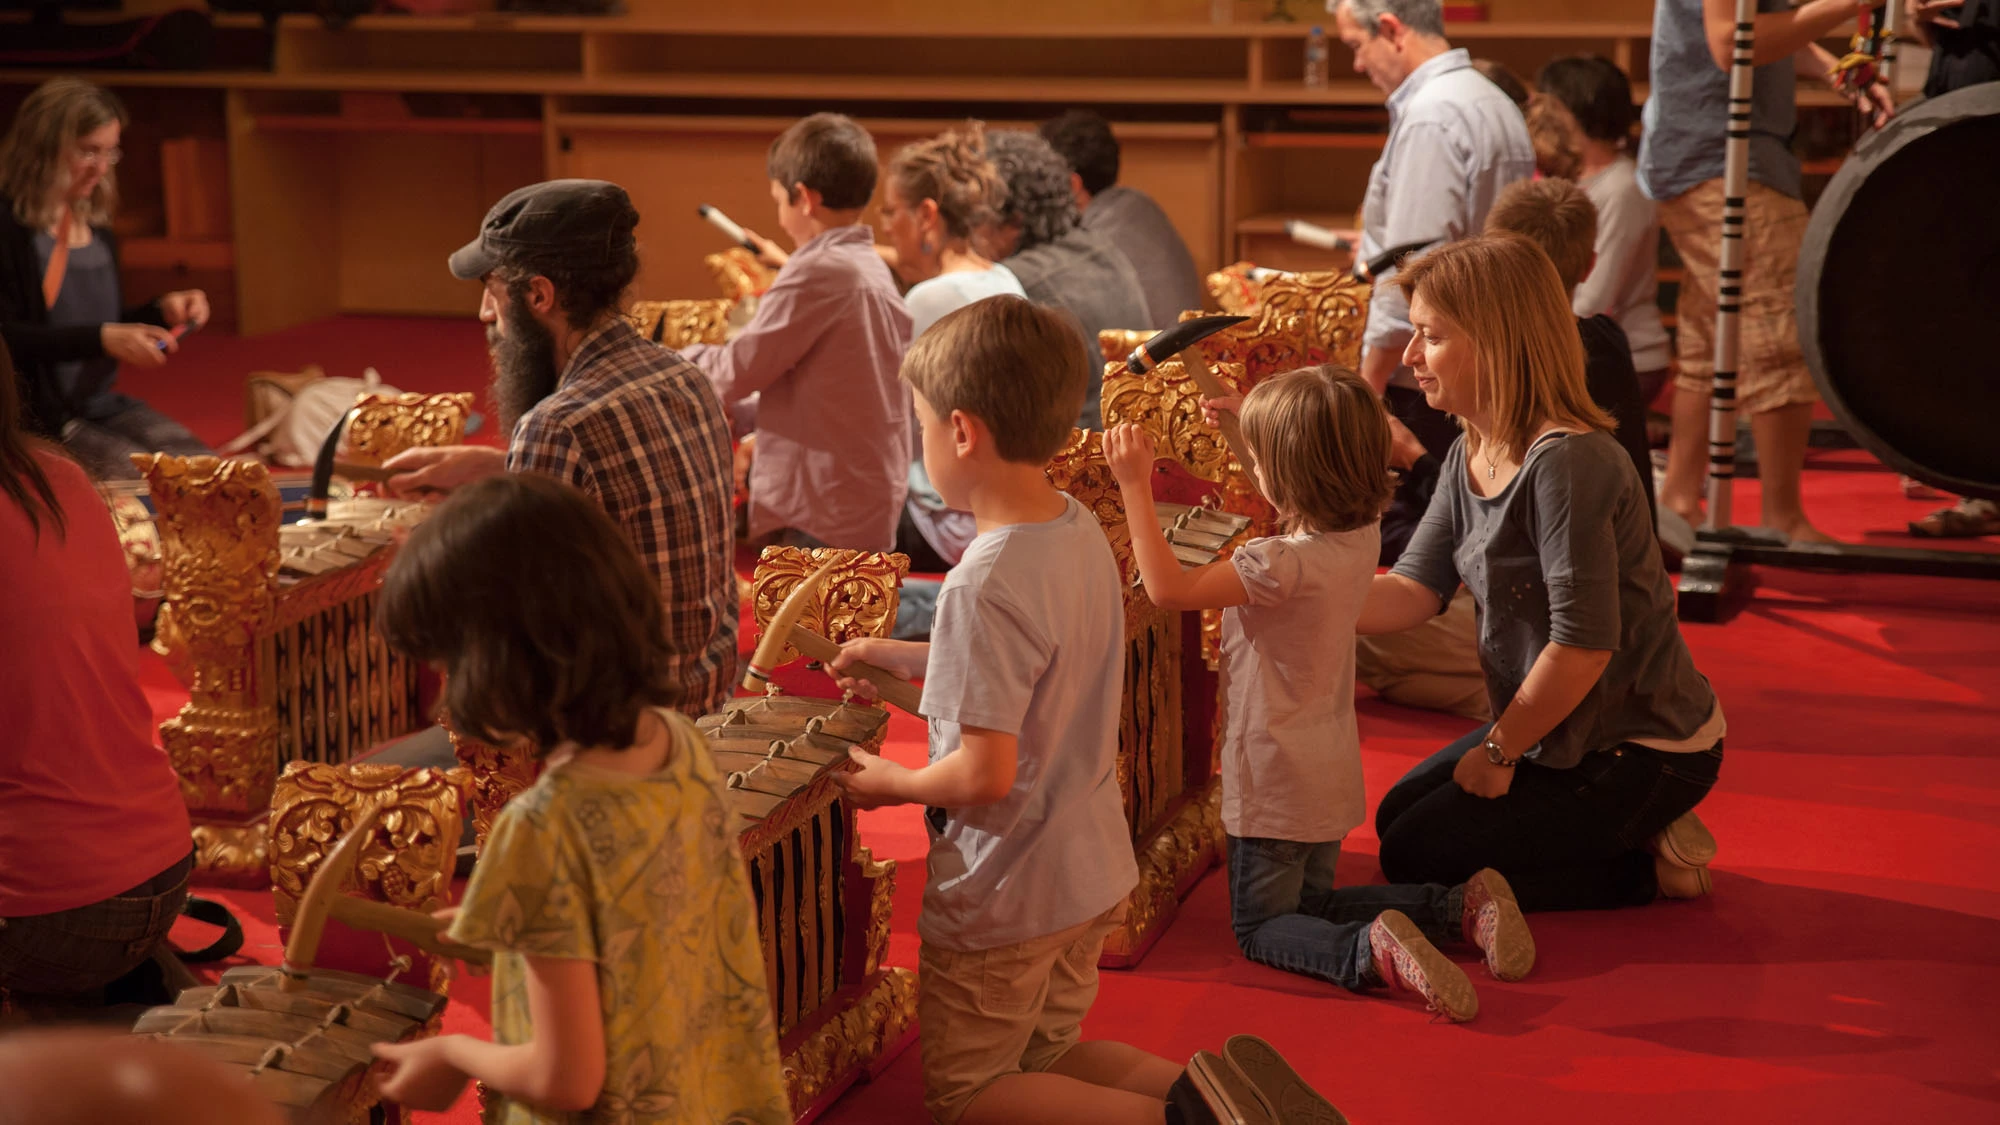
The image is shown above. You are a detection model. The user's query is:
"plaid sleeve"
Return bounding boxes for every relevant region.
[506,411,598,496]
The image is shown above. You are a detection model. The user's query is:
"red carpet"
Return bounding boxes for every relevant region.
[133,319,2000,1124]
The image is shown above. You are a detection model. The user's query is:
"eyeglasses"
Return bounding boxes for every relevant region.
[74,147,122,168]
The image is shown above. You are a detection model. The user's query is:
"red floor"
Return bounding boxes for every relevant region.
[135,318,2000,1124]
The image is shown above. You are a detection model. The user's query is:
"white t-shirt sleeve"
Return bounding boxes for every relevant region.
[1229,536,1304,608]
[918,584,1051,737]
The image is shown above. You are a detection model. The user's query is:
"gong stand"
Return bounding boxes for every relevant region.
[1675,26,2000,622]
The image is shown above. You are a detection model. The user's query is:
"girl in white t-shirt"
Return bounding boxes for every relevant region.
[1105,365,1534,1023]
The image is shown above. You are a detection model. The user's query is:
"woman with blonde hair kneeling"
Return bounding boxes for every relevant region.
[1363,233,1724,909]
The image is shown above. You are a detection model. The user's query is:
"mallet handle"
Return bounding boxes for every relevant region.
[786,629,926,716]
[327,897,493,967]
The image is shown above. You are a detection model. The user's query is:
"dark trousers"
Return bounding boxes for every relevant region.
[1379,385,1463,566]
[0,851,193,998]
[61,392,211,481]
[1375,725,1723,912]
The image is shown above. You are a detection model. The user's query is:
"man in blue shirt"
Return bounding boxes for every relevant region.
[1640,0,1892,545]
[1330,0,1535,561]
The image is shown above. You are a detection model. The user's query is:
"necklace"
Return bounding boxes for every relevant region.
[1482,448,1497,480]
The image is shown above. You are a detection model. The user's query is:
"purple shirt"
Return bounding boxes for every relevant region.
[686,224,912,551]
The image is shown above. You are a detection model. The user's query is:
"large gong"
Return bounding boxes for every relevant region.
[1798,83,2000,501]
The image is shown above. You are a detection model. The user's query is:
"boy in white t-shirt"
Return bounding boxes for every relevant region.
[832,295,1338,1125]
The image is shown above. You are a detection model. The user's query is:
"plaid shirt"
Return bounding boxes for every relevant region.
[508,319,738,716]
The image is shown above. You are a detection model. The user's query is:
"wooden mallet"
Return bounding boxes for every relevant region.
[280,807,491,993]
[1124,315,1255,470]
[741,558,925,717]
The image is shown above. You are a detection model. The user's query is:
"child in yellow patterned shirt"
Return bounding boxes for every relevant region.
[368,473,791,1125]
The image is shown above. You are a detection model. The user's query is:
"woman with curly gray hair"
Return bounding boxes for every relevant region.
[976,130,1148,430]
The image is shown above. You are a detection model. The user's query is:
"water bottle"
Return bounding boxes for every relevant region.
[1304,25,1329,89]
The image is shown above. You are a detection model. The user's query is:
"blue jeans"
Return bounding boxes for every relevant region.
[1375,724,1724,912]
[61,392,210,482]
[893,578,939,640]
[1226,835,1463,992]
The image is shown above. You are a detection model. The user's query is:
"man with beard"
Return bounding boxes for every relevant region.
[382,179,738,718]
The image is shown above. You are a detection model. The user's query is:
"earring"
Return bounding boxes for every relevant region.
[921,239,936,255]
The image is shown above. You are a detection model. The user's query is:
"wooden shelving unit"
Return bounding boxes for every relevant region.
[0,9,1872,332]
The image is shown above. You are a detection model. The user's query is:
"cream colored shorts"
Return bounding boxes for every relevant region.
[917,902,1128,1124]
[1659,179,1820,416]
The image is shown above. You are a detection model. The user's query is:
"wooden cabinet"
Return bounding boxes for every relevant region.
[0,3,1878,332]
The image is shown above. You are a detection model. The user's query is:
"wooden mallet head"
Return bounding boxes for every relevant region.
[743,558,840,695]
[280,806,381,992]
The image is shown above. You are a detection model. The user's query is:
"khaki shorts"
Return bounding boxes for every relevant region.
[1659,179,1820,416]
[918,902,1127,1125]
[1355,588,1491,722]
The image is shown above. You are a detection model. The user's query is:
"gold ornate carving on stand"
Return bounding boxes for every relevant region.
[1188,270,1371,381]
[1100,780,1224,966]
[707,247,777,301]
[857,845,897,979]
[447,730,541,852]
[135,453,284,886]
[780,967,918,1118]
[1098,327,1150,368]
[1204,262,1268,317]
[751,547,910,667]
[269,761,469,997]
[627,298,733,348]
[340,392,476,466]
[1100,357,1249,487]
[1044,429,1150,626]
[269,762,470,925]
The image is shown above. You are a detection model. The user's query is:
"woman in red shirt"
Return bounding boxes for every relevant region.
[0,336,192,1004]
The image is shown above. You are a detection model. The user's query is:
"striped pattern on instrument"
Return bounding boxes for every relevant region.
[701,696,890,1038]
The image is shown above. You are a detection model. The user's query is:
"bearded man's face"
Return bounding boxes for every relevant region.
[483,277,560,436]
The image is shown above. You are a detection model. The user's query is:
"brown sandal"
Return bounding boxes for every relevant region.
[1908,499,2000,539]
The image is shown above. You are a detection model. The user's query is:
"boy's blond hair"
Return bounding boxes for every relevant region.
[1239,366,1394,535]
[1484,177,1598,293]
[1394,234,1614,465]
[901,295,1085,464]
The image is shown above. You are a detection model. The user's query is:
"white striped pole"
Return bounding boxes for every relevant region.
[1703,0,1758,532]
[1879,0,1900,87]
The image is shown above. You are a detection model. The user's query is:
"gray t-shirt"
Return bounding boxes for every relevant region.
[1081,185,1204,331]
[1004,227,1152,431]
[917,494,1138,950]
[1390,431,1717,770]
[1637,0,1802,202]
[33,230,121,407]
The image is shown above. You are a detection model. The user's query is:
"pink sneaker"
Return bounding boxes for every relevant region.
[1368,910,1478,1023]
[1460,868,1535,982]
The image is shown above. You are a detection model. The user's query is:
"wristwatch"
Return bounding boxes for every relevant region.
[1482,732,1518,768]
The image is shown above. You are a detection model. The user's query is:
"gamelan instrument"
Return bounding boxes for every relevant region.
[130,810,479,1123]
[742,558,925,716]
[700,636,916,1116]
[138,392,470,884]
